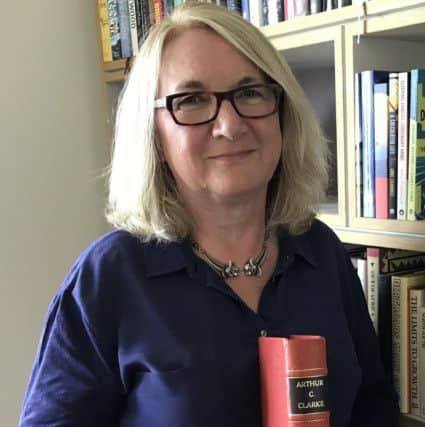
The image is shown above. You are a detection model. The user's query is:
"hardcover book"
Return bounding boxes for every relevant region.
[107,0,122,60]
[98,0,113,62]
[397,71,410,220]
[117,0,133,58]
[388,72,399,219]
[360,70,390,218]
[391,270,425,413]
[258,335,330,427]
[374,82,389,219]
[407,69,425,220]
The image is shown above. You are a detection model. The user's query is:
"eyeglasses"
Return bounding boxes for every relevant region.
[154,83,282,126]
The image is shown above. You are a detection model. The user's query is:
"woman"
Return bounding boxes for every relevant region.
[20,2,399,426]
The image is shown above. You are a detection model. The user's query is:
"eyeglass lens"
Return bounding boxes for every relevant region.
[171,85,278,125]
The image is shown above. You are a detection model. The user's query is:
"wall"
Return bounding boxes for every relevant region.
[0,2,110,425]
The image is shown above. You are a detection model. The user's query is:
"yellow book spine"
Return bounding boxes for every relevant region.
[98,0,113,63]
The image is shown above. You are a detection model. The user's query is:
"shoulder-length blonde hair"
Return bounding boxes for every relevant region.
[106,1,329,242]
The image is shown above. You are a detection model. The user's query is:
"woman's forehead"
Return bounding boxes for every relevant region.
[158,27,263,93]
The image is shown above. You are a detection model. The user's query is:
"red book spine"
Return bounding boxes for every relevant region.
[258,335,330,427]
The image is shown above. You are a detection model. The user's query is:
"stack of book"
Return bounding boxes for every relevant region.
[354,69,425,221]
[347,245,425,419]
[98,0,361,62]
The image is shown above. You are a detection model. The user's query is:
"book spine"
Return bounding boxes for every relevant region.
[407,69,419,220]
[354,73,363,217]
[249,0,264,26]
[309,0,323,14]
[241,0,250,21]
[410,69,425,220]
[153,0,164,24]
[367,247,379,331]
[128,0,139,56]
[258,335,330,427]
[98,0,113,62]
[397,71,410,220]
[360,71,376,217]
[377,273,392,376]
[374,82,389,219]
[294,0,309,16]
[262,0,269,25]
[416,71,425,220]
[107,0,122,60]
[285,0,295,20]
[267,0,278,24]
[409,289,421,415]
[117,0,132,58]
[227,0,243,14]
[420,304,425,418]
[388,73,399,219]
[392,276,402,409]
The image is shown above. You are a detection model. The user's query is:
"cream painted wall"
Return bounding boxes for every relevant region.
[1,2,110,425]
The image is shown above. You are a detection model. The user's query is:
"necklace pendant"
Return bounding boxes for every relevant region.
[223,261,240,279]
[243,258,262,277]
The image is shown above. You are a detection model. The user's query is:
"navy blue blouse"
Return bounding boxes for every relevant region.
[19,219,399,427]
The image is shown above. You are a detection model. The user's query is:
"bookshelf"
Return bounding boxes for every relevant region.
[97,1,425,425]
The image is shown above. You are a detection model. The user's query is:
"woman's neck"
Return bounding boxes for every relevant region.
[187,193,269,265]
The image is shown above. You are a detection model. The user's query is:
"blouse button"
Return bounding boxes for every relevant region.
[260,329,268,337]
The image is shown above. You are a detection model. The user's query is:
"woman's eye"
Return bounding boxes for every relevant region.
[177,94,210,109]
[237,88,264,101]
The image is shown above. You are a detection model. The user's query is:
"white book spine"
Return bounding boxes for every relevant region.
[397,72,409,220]
[128,0,139,56]
[249,0,263,26]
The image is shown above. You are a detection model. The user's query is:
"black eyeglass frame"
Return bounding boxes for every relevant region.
[154,83,283,126]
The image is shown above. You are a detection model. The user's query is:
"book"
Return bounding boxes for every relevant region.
[419,301,425,418]
[397,71,410,220]
[267,0,283,24]
[284,0,295,20]
[391,270,425,413]
[388,72,399,219]
[309,0,323,14]
[258,335,330,427]
[128,0,139,56]
[374,82,389,219]
[360,70,390,218]
[117,0,133,58]
[409,287,425,416]
[227,0,243,14]
[354,73,363,217]
[249,0,264,26]
[241,0,250,21]
[294,0,309,17]
[98,0,113,62]
[153,0,165,24]
[262,0,269,25]
[407,69,425,220]
[107,0,122,60]
[367,247,380,331]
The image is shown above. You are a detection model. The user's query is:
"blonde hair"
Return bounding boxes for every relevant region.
[106,1,329,241]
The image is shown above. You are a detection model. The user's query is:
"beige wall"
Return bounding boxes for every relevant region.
[0,2,110,425]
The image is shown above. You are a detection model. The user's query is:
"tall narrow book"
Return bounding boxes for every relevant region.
[409,287,425,416]
[407,69,425,220]
[98,0,113,62]
[259,335,330,427]
[388,73,399,219]
[374,82,389,219]
[360,70,390,217]
[391,270,425,413]
[397,71,410,220]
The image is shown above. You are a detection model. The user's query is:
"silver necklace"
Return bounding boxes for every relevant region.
[192,241,268,279]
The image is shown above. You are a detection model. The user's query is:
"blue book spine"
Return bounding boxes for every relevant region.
[117,0,133,58]
[242,0,250,20]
